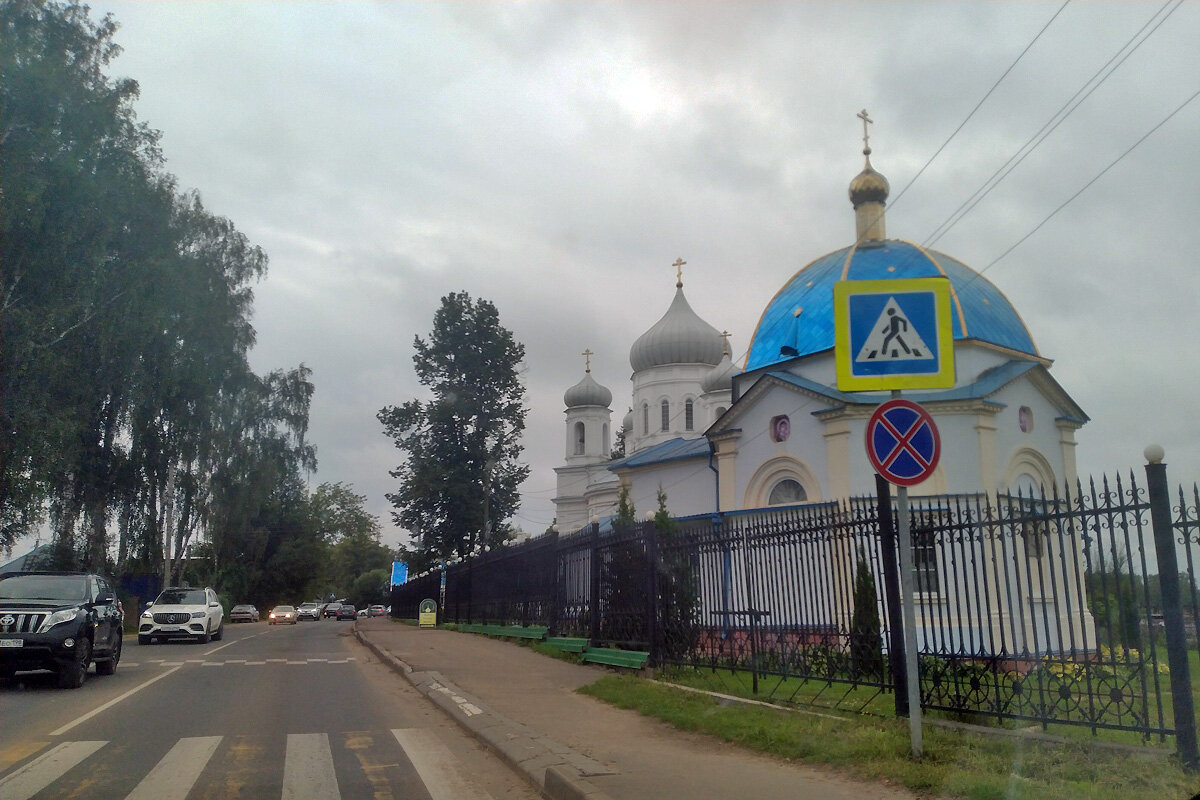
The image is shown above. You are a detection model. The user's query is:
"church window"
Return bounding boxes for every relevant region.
[661,400,670,431]
[715,406,727,420]
[574,421,585,455]
[685,399,694,431]
[768,478,806,506]
[642,403,649,434]
[602,423,608,449]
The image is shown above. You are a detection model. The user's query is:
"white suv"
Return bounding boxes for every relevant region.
[139,587,224,645]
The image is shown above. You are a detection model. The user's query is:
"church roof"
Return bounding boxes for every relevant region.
[630,284,725,372]
[701,350,739,394]
[609,436,711,470]
[564,370,612,408]
[744,239,1041,372]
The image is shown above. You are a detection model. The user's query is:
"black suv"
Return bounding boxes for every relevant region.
[0,571,124,688]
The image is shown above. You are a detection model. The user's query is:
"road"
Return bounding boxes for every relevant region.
[0,617,539,800]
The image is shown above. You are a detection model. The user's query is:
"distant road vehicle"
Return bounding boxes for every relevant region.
[268,605,297,625]
[229,605,259,623]
[322,602,343,619]
[0,571,124,688]
[368,605,386,617]
[296,602,322,621]
[140,586,224,645]
[335,604,357,621]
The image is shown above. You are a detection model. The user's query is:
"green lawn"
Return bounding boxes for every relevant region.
[580,674,1200,800]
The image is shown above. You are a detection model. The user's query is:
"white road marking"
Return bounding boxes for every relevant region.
[392,728,493,800]
[124,736,222,800]
[282,733,340,800]
[50,667,183,736]
[0,740,107,800]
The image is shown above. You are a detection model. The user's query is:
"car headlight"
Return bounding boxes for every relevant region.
[190,611,206,619]
[37,608,80,633]
[141,610,153,619]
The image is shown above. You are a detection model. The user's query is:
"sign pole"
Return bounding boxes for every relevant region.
[895,480,923,757]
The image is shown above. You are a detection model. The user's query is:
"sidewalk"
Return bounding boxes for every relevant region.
[354,618,915,800]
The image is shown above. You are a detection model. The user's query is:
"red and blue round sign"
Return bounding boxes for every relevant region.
[865,399,941,486]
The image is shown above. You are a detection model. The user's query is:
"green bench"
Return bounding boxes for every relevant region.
[581,647,650,670]
[545,636,589,653]
[465,624,548,640]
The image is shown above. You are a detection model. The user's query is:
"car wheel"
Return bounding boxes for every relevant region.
[58,637,91,689]
[138,634,151,645]
[96,633,121,676]
[1,665,16,682]
[212,622,223,641]
[197,627,211,644]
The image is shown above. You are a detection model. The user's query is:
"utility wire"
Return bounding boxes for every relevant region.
[979,87,1200,275]
[924,0,1183,249]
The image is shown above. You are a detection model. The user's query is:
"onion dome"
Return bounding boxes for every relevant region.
[564,371,612,408]
[849,149,890,208]
[702,345,738,394]
[743,240,1041,373]
[622,409,633,431]
[630,283,724,372]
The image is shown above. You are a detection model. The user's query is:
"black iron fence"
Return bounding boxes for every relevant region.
[392,464,1199,766]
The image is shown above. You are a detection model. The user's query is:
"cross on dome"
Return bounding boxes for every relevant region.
[582,348,593,373]
[857,108,873,155]
[673,257,686,288]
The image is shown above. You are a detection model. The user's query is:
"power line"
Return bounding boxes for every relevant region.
[978,86,1200,275]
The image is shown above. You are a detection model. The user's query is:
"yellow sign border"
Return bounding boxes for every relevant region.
[834,278,955,391]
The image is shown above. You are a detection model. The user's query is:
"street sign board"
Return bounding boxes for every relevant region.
[834,277,955,391]
[866,399,941,486]
[418,598,437,628]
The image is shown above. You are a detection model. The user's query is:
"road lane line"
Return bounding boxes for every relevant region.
[392,728,493,800]
[50,666,183,736]
[0,740,107,800]
[202,638,244,657]
[282,733,339,800]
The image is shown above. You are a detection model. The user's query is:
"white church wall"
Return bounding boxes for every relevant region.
[625,459,715,520]
[631,363,712,453]
[732,384,831,507]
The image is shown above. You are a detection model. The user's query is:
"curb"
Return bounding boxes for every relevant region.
[355,625,616,800]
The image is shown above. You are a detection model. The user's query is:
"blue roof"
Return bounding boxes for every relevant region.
[610,436,711,469]
[744,240,1040,372]
[761,360,1038,407]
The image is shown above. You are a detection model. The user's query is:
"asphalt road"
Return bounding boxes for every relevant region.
[0,617,540,800]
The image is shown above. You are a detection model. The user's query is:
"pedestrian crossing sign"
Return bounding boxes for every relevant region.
[834,277,955,390]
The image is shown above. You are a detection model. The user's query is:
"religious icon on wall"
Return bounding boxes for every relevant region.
[771,415,791,443]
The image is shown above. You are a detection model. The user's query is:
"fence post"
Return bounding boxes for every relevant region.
[876,474,909,717]
[1145,447,1199,772]
[646,520,660,666]
[590,521,602,643]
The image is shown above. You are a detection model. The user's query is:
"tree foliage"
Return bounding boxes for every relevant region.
[378,292,528,573]
[849,545,884,680]
[1,1,315,589]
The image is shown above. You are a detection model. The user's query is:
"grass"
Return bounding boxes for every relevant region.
[579,674,1200,800]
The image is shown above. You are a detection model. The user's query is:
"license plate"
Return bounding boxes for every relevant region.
[159,626,179,632]
[0,638,23,648]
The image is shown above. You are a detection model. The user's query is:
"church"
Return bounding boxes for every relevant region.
[553,125,1089,535]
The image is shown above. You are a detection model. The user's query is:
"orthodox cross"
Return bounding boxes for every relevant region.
[857,109,873,153]
[673,257,686,287]
[582,348,593,373]
[720,330,731,356]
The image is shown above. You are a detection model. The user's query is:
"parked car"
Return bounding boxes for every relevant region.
[296,602,322,621]
[335,604,357,621]
[0,571,124,688]
[139,586,223,645]
[322,602,343,619]
[368,604,386,617]
[229,604,259,623]
[268,605,297,625]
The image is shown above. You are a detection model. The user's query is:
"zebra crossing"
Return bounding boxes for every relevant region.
[0,728,493,800]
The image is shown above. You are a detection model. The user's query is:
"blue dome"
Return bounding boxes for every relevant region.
[744,240,1040,372]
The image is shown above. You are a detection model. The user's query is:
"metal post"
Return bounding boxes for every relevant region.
[1145,449,1198,772]
[590,521,602,643]
[897,484,923,757]
[646,521,659,665]
[876,473,909,716]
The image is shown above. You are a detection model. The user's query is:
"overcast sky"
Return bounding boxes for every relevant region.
[85,1,1199,549]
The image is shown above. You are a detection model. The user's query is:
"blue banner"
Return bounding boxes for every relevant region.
[390,561,408,586]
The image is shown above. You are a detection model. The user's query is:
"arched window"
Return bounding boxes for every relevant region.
[573,421,585,455]
[684,399,694,431]
[768,479,806,506]
[660,399,670,431]
[642,403,649,434]
[715,406,727,420]
[602,423,608,449]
